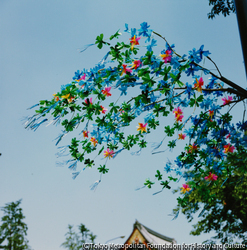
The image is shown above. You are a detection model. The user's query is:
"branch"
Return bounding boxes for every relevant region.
[153,30,247,99]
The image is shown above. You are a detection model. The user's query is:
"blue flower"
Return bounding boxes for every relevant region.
[212,162,223,175]
[206,75,217,89]
[236,121,247,131]
[61,83,71,91]
[73,70,83,80]
[220,128,229,137]
[138,22,152,42]
[174,157,183,168]
[184,82,193,99]
[213,90,223,97]
[164,163,171,173]
[119,84,128,95]
[184,128,194,137]
[166,42,175,51]
[185,64,200,76]
[191,115,200,126]
[147,39,157,51]
[124,23,129,33]
[197,45,211,60]
[188,48,201,63]
[183,172,194,181]
[175,169,183,176]
[131,28,136,37]
[170,57,181,69]
[200,97,212,110]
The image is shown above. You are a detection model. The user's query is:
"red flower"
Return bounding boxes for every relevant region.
[101,87,111,97]
[173,107,184,122]
[178,133,186,140]
[223,143,235,153]
[194,77,204,92]
[130,35,140,50]
[204,172,218,181]
[222,96,233,105]
[181,184,191,194]
[160,50,172,63]
[121,64,132,75]
[83,131,89,138]
[137,123,147,133]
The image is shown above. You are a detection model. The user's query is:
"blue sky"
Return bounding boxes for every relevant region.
[0,1,246,249]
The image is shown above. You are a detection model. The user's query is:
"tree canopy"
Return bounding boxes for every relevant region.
[25,21,247,243]
[0,200,32,250]
[207,0,235,19]
[61,224,96,250]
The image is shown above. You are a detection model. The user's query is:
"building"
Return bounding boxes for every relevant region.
[121,220,176,249]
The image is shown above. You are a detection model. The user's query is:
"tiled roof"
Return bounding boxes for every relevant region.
[133,220,177,244]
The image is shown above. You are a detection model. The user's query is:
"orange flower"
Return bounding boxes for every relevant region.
[208,110,214,119]
[188,143,198,153]
[178,133,186,140]
[83,131,89,138]
[103,148,115,159]
[121,64,132,75]
[53,93,59,102]
[137,123,147,133]
[130,35,140,50]
[181,184,191,194]
[68,96,75,103]
[90,137,98,147]
[194,77,204,92]
[132,60,141,70]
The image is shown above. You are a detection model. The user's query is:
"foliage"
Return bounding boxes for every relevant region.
[0,200,32,250]
[25,22,247,242]
[61,224,96,250]
[208,0,235,19]
[173,148,247,244]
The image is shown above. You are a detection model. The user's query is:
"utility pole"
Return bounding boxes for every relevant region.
[234,0,247,78]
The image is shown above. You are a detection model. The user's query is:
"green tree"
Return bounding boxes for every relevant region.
[0,200,32,250]
[173,148,247,244]
[61,224,96,250]
[207,0,235,19]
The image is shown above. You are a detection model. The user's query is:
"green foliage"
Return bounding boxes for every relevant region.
[173,149,247,244]
[0,200,32,250]
[208,0,235,19]
[61,224,96,250]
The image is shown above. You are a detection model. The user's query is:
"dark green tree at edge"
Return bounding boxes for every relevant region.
[208,0,235,19]
[0,200,32,250]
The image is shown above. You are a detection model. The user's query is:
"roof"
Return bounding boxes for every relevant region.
[124,220,177,246]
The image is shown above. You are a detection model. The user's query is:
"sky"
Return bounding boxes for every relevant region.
[0,1,246,250]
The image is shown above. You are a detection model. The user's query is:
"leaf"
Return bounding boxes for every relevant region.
[109,30,121,40]
[164,125,175,137]
[98,165,109,174]
[98,146,105,155]
[144,179,155,188]
[155,170,162,180]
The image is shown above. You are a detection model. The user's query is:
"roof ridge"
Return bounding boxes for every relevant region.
[134,221,175,243]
